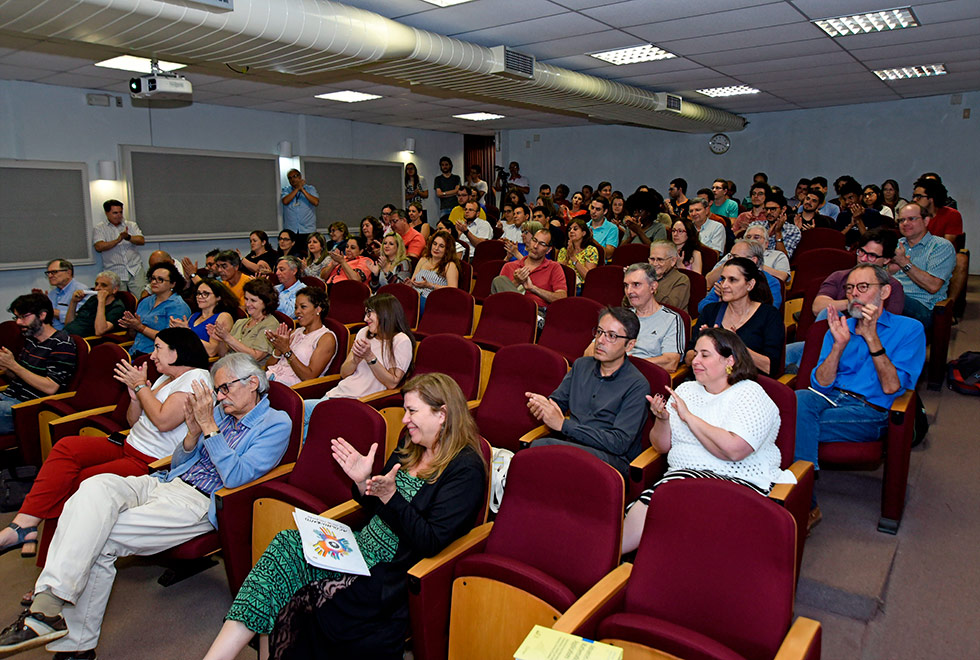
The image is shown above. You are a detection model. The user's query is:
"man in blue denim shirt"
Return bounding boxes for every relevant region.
[0,354,290,658]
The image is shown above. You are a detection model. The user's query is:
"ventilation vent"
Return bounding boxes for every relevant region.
[651,93,682,113]
[489,46,534,79]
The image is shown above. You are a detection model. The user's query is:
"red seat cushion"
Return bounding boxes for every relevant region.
[455,553,577,612]
[165,530,221,559]
[597,612,748,660]
[819,440,884,464]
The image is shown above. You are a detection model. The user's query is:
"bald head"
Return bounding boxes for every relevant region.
[148,250,173,268]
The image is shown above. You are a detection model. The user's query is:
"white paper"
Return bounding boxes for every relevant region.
[292,509,371,576]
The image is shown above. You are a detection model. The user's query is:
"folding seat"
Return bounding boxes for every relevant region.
[678,267,707,321]
[536,296,604,364]
[327,279,371,325]
[471,239,507,267]
[471,259,505,304]
[299,275,326,290]
[791,226,846,262]
[610,243,650,268]
[580,265,625,307]
[786,248,854,300]
[378,282,420,329]
[468,292,537,351]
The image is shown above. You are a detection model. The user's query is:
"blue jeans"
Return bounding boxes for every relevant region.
[0,392,16,434]
[903,297,933,329]
[794,388,889,469]
[786,308,830,370]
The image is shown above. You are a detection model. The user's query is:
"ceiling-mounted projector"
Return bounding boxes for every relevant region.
[129,59,192,100]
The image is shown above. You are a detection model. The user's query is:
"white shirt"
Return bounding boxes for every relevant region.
[94,219,144,277]
[697,218,726,253]
[763,249,790,274]
[128,369,212,459]
[459,218,493,257]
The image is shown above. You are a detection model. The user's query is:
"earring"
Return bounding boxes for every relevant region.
[725,365,733,374]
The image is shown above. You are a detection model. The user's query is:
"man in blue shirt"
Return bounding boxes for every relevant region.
[0,354,290,657]
[281,169,319,240]
[588,196,619,261]
[794,265,925,521]
[889,203,955,329]
[274,256,304,319]
[37,259,88,331]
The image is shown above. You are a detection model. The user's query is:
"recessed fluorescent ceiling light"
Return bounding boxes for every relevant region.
[696,85,761,98]
[421,0,475,5]
[315,90,382,102]
[95,55,185,73]
[874,64,947,80]
[589,44,676,65]
[454,112,505,121]
[814,7,918,37]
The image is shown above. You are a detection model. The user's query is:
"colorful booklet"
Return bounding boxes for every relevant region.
[292,508,371,576]
[514,625,623,660]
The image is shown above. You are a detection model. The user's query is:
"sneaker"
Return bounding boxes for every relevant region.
[0,609,68,653]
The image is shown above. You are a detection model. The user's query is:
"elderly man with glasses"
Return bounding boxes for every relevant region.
[525,306,650,477]
[34,259,89,331]
[0,354,290,659]
[889,203,956,329]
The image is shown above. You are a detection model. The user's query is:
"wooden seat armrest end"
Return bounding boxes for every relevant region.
[517,423,552,450]
[773,617,822,660]
[214,463,297,501]
[552,563,633,635]
[768,461,814,503]
[319,499,362,522]
[407,522,493,586]
[629,446,664,482]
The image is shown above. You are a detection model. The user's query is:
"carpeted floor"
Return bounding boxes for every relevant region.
[2,276,978,659]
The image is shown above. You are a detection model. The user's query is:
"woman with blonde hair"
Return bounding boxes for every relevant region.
[368,232,412,290]
[203,372,486,660]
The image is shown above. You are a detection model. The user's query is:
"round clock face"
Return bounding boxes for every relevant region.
[709,133,731,154]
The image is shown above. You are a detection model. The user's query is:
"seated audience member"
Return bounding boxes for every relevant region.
[709,179,739,220]
[585,264,683,372]
[785,229,906,370]
[742,224,790,281]
[410,230,460,309]
[453,200,493,259]
[913,177,962,242]
[648,241,691,311]
[302,294,415,428]
[360,216,385,259]
[793,189,835,232]
[407,203,431,242]
[211,251,251,308]
[273,256,305,318]
[762,191,801,258]
[0,294,78,436]
[586,196,619,260]
[688,196,725,254]
[889,203,956,328]
[701,240,782,314]
[322,236,375,285]
[621,328,783,553]
[809,177,840,221]
[36,259,87,331]
[0,327,208,558]
[835,180,889,247]
[881,179,908,217]
[732,182,769,236]
[240,231,280,275]
[670,218,704,274]
[202,373,484,660]
[666,177,691,219]
[254,262,273,279]
[64,271,126,337]
[567,191,588,220]
[526,307,650,477]
[496,201,522,243]
[369,232,413,290]
[794,265,925,526]
[788,177,811,210]
[212,279,279,362]
[277,229,306,260]
[448,187,488,224]
[491,228,567,311]
[119,262,191,357]
[265,287,337,387]
[171,278,237,357]
[691,258,782,376]
[863,184,894,220]
[325,222,350,253]
[557,219,600,294]
[621,190,667,245]
[0,354,288,658]
[919,172,957,208]
[180,249,222,288]
[391,208,426,259]
[304,232,330,279]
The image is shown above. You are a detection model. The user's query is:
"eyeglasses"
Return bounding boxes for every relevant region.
[911,193,927,200]
[764,206,782,213]
[671,228,687,234]
[44,269,67,276]
[196,291,213,298]
[648,257,671,264]
[593,326,631,342]
[897,215,922,223]
[530,238,551,248]
[213,377,249,396]
[843,282,882,294]
[149,276,171,284]
[12,313,35,321]
[856,247,883,260]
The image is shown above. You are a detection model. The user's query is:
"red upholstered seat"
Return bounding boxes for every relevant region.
[610,243,650,268]
[597,613,748,660]
[299,275,326,290]
[471,259,505,304]
[377,282,420,329]
[471,239,507,267]
[469,292,537,352]
[791,227,846,262]
[786,248,855,300]
[580,265,625,307]
[326,279,370,324]
[536,296,604,364]
[414,287,474,340]
[678,267,707,320]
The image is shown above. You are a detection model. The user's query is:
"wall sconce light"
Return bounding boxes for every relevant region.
[97,160,117,181]
[404,137,416,153]
[278,140,293,158]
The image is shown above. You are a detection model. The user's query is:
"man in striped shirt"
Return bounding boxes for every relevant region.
[0,293,77,435]
[0,354,290,658]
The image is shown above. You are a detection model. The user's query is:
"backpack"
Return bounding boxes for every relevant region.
[947,351,980,396]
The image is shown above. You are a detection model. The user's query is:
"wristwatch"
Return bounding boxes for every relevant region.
[901,263,912,273]
[367,357,378,365]
[283,350,294,359]
[204,430,221,440]
[133,384,146,394]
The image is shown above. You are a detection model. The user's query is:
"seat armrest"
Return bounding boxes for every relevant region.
[407,522,493,585]
[148,455,171,472]
[214,463,297,499]
[359,388,401,404]
[466,398,482,411]
[290,374,341,400]
[669,365,690,388]
[552,563,632,636]
[774,617,822,660]
[11,391,77,414]
[779,374,797,387]
[768,460,814,503]
[628,446,664,482]
[47,404,118,428]
[319,499,362,522]
[517,423,551,450]
[889,389,914,417]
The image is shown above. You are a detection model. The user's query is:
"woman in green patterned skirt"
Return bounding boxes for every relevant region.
[202,373,486,660]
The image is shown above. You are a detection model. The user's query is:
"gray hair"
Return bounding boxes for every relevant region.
[47,258,74,275]
[744,221,769,241]
[689,196,710,211]
[97,270,121,290]
[278,255,302,273]
[732,239,765,264]
[212,353,269,395]
[850,263,890,286]
[625,262,658,284]
[649,240,678,257]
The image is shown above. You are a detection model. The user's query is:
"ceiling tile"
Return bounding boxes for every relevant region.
[393,0,564,36]
[0,50,92,71]
[522,29,639,60]
[628,3,808,43]
[452,13,605,48]
[791,0,925,20]
[582,0,774,27]
[716,50,857,76]
[835,18,980,50]
[0,63,52,81]
[691,38,840,67]
[660,22,824,55]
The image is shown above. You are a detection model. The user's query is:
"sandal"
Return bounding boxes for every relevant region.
[0,523,38,557]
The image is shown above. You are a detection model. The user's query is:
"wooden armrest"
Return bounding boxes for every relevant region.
[768,460,813,503]
[890,389,914,414]
[407,522,493,581]
[214,463,296,498]
[47,404,118,428]
[466,398,481,411]
[11,391,77,411]
[290,374,341,399]
[360,388,400,404]
[517,423,551,449]
[320,499,362,521]
[552,563,632,634]
[773,617,821,660]
[669,364,690,388]
[478,349,494,398]
[628,445,663,474]
[148,456,171,471]
[778,374,797,387]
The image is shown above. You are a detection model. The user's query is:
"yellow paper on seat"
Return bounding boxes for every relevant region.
[514,625,623,660]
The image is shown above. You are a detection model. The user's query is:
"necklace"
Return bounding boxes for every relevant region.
[725,303,753,331]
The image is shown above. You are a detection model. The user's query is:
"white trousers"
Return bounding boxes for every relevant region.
[36,473,214,651]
